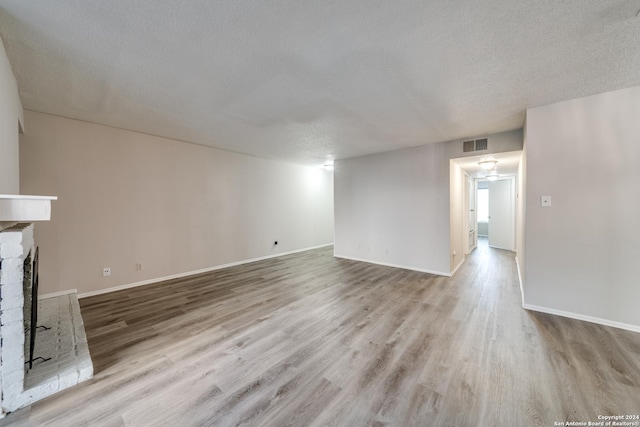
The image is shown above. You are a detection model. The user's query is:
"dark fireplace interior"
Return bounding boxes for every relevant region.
[23,247,49,370]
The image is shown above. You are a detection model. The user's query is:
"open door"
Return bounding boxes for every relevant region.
[466,174,477,254]
[488,178,514,250]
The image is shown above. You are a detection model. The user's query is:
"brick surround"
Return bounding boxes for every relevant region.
[0,223,93,417]
[0,223,34,411]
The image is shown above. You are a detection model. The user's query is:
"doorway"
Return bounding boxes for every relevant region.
[477,177,515,251]
[449,151,521,273]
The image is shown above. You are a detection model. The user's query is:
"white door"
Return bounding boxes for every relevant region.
[488,178,514,250]
[467,175,476,253]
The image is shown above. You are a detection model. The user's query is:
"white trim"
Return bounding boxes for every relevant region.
[39,289,77,300]
[450,256,465,277]
[523,304,640,334]
[78,243,333,299]
[488,244,515,252]
[0,194,57,200]
[514,255,525,307]
[333,253,450,277]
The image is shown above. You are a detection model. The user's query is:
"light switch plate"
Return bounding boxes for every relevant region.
[541,196,551,207]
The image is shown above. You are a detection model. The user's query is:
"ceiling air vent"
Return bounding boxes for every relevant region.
[462,138,489,152]
[475,138,488,151]
[463,140,475,152]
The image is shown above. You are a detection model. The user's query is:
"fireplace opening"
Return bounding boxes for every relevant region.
[23,247,50,370]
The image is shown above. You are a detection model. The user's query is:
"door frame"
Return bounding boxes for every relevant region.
[463,172,477,255]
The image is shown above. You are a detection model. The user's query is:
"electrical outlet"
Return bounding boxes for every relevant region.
[136,263,143,271]
[102,267,111,277]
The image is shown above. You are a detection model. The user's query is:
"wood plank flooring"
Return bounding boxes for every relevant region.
[2,240,640,426]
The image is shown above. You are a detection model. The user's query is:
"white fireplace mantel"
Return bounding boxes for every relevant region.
[0,194,57,223]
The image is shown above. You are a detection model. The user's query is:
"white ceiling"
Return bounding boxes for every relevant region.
[1,1,639,166]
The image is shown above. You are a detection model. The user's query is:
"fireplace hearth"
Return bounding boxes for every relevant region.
[0,223,93,417]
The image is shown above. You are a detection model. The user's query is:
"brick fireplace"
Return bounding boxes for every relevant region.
[0,223,93,417]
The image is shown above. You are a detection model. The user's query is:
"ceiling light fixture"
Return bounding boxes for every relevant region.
[478,160,498,171]
[486,173,499,181]
[323,162,334,171]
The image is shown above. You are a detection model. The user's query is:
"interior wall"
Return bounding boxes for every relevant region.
[443,130,523,159]
[19,111,334,295]
[449,161,464,272]
[334,129,523,276]
[0,36,23,195]
[524,85,640,329]
[334,143,450,275]
[515,132,527,303]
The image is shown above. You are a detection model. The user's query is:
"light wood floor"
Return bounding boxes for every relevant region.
[2,240,640,426]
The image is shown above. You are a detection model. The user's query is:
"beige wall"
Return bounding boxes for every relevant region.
[20,111,334,295]
[0,36,23,195]
[515,129,527,303]
[524,85,640,329]
[449,160,464,272]
[335,142,451,275]
[334,129,523,276]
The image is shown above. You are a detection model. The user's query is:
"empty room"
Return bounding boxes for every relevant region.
[1,1,639,426]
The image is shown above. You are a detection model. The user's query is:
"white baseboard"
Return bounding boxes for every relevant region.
[514,255,525,307]
[39,289,78,300]
[78,243,334,299]
[450,257,465,277]
[333,253,450,277]
[523,304,640,334]
[488,244,515,252]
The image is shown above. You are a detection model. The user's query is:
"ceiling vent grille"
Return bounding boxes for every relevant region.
[463,140,475,152]
[462,138,488,153]
[475,138,488,151]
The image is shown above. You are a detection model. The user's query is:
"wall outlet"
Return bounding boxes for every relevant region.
[136,263,143,271]
[102,267,111,277]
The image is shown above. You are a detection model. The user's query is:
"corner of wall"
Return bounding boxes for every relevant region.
[515,119,528,308]
[0,33,23,194]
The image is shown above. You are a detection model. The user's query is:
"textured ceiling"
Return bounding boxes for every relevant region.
[1,1,639,166]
